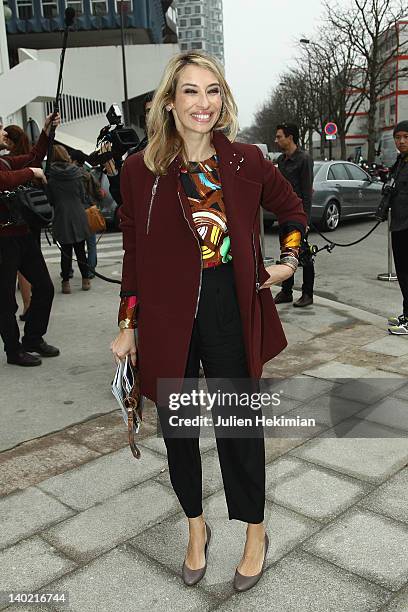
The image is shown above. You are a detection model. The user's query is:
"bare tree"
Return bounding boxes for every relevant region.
[300,30,367,159]
[326,0,408,162]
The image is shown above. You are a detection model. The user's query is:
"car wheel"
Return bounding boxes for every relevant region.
[321,200,340,231]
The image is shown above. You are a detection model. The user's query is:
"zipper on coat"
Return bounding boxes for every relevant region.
[146,176,159,234]
[252,231,260,292]
[178,191,203,317]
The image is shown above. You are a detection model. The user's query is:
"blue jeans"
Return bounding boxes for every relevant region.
[86,233,97,275]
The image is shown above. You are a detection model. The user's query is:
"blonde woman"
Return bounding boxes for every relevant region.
[111,51,306,591]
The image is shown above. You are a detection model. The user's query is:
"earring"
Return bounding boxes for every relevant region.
[166,105,173,111]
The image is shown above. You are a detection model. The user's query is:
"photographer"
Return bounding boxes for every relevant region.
[387,120,408,335]
[103,94,153,205]
[0,114,61,366]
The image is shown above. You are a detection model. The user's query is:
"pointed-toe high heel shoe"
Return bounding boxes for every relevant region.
[233,533,269,593]
[182,523,211,586]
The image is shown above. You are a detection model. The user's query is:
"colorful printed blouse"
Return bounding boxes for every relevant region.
[180,155,232,268]
[118,156,302,329]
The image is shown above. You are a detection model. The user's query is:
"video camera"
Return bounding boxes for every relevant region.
[87,104,140,167]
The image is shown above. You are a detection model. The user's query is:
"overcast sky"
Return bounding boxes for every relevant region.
[223,0,326,129]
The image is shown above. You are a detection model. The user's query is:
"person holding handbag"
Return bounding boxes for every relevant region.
[0,114,60,366]
[110,51,306,592]
[47,145,92,293]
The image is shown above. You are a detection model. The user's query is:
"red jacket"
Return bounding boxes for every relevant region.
[119,131,307,402]
[0,130,48,237]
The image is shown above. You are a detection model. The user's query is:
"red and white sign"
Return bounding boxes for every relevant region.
[324,122,338,136]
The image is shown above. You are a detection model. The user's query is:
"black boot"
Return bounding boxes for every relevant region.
[274,291,293,304]
[7,351,42,366]
[22,340,60,357]
[293,294,313,307]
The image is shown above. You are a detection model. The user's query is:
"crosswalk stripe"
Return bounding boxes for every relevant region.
[41,242,124,254]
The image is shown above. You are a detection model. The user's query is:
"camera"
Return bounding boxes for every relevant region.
[375,182,396,222]
[87,104,140,167]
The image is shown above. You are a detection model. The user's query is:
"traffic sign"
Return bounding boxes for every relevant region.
[325,134,337,140]
[324,122,338,136]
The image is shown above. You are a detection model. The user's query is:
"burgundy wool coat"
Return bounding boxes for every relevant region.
[119,130,307,403]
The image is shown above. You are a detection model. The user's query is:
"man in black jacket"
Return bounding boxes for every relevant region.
[273,123,314,307]
[387,120,408,335]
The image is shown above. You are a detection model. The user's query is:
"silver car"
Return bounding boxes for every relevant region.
[264,160,383,231]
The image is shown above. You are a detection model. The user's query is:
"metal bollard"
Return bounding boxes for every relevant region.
[377,209,397,281]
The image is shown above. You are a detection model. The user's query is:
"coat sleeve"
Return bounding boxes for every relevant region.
[117,158,139,327]
[255,146,307,269]
[3,131,48,170]
[0,168,34,190]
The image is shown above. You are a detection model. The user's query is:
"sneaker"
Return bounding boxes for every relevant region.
[388,314,405,326]
[388,317,408,335]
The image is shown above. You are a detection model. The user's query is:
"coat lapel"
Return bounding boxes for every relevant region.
[213,131,262,229]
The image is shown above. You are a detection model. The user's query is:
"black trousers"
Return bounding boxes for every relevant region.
[60,241,89,281]
[157,263,265,524]
[392,228,408,315]
[0,233,54,355]
[282,237,315,297]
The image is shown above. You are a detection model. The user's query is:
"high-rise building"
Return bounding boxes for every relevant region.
[175,0,224,64]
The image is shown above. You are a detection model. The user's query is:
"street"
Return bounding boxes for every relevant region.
[264,217,402,319]
[1,225,408,611]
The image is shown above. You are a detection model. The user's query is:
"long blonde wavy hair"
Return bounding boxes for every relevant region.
[144,51,239,176]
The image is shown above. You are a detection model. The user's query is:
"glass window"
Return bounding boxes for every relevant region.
[17,0,33,19]
[194,5,201,13]
[191,17,202,25]
[180,18,187,26]
[181,43,188,50]
[192,42,202,49]
[345,164,369,181]
[42,0,58,18]
[115,0,133,14]
[91,0,107,15]
[184,6,191,14]
[186,30,192,38]
[328,164,350,181]
[66,0,83,16]
[195,29,202,37]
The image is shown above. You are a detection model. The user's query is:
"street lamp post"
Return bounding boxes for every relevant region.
[119,0,130,126]
[300,37,334,159]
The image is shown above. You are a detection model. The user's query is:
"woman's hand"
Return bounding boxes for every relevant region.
[260,264,295,290]
[110,329,137,366]
[30,167,47,184]
[43,113,61,136]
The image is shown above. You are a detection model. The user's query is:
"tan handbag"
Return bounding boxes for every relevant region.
[86,204,106,233]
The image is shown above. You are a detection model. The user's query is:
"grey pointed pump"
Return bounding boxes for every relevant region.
[182,523,211,586]
[233,533,269,592]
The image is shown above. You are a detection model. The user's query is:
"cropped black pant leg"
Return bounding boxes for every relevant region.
[157,264,265,524]
[392,228,408,316]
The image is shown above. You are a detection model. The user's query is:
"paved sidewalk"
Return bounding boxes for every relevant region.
[1,293,408,611]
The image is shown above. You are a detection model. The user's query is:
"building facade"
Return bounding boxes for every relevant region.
[175,0,224,64]
[1,0,179,150]
[345,19,408,164]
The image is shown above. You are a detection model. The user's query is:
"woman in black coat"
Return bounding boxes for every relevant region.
[48,145,91,293]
